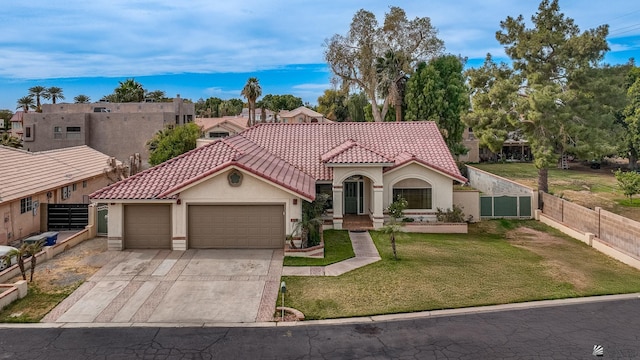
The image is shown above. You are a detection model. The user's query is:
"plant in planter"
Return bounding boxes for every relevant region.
[436,204,466,223]
[292,193,330,248]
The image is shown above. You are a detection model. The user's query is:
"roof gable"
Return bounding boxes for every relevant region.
[321,140,393,165]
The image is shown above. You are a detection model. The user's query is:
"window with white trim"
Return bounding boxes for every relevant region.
[20,197,33,214]
[392,178,432,209]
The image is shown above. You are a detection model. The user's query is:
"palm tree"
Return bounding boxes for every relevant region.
[29,85,47,112]
[47,86,65,104]
[241,77,262,126]
[376,50,409,122]
[25,240,44,282]
[74,94,91,103]
[114,78,146,102]
[145,90,166,102]
[1,133,23,148]
[16,95,35,112]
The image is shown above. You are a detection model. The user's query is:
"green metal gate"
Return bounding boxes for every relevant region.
[97,203,108,236]
[480,195,532,218]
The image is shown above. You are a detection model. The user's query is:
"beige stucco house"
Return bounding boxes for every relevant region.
[21,98,195,167]
[0,145,118,245]
[278,106,333,124]
[91,122,466,251]
[195,116,248,147]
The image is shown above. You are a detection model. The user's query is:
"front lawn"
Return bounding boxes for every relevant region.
[283,230,355,266]
[282,220,640,320]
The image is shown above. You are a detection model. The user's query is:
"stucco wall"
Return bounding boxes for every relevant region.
[0,175,110,245]
[453,189,480,222]
[175,167,301,239]
[467,166,533,196]
[383,162,454,213]
[22,113,89,152]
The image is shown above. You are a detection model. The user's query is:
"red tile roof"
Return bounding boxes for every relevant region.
[90,122,465,201]
[321,140,393,165]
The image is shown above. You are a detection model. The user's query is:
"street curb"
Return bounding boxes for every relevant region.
[1,293,638,329]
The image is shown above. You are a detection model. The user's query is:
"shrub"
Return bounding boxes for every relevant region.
[436,205,466,223]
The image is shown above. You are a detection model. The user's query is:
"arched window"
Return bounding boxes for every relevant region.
[392,178,432,209]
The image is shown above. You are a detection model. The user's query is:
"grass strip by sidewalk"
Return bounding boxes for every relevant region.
[282,220,640,320]
[0,282,80,322]
[283,230,355,266]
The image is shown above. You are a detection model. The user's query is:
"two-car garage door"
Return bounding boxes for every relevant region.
[188,205,284,249]
[124,204,285,249]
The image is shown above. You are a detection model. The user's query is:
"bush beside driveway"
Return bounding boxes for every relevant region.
[282,220,640,320]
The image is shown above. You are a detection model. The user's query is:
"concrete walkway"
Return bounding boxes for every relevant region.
[281,231,381,276]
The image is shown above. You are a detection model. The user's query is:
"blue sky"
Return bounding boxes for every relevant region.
[1,1,639,111]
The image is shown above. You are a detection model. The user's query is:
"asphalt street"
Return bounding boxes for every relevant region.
[1,297,639,359]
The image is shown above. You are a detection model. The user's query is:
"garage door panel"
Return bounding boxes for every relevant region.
[189,205,284,249]
[124,205,171,249]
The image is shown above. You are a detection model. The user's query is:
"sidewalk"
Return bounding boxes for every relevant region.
[281,231,381,276]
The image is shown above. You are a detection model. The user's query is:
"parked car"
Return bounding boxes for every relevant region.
[0,246,19,271]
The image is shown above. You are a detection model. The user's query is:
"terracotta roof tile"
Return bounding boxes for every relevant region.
[90,122,465,201]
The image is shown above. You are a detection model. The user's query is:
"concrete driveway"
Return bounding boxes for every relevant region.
[42,248,283,324]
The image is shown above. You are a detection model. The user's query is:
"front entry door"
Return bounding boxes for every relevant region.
[344,181,364,214]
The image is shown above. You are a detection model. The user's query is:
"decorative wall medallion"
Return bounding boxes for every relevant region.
[228,170,243,187]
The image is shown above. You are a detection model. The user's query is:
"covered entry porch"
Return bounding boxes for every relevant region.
[331,169,385,230]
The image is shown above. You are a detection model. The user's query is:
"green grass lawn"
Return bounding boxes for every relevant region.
[0,282,79,322]
[472,162,618,194]
[283,230,355,266]
[282,220,640,320]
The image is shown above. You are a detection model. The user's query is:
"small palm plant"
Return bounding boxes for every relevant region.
[382,196,408,260]
[5,240,45,282]
[292,193,330,248]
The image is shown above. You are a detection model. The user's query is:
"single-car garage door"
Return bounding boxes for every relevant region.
[124,204,171,249]
[188,205,284,249]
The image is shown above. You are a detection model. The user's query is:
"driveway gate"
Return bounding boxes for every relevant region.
[47,204,89,230]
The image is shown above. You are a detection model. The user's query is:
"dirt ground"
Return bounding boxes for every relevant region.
[506,226,590,291]
[12,237,114,292]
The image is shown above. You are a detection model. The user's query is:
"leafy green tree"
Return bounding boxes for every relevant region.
[74,94,91,103]
[29,86,47,112]
[405,55,469,155]
[196,97,223,117]
[464,0,610,193]
[614,169,640,204]
[113,78,146,102]
[16,95,34,112]
[619,66,640,169]
[1,133,23,148]
[347,92,368,122]
[47,86,65,104]
[317,89,349,121]
[147,123,202,166]
[241,77,262,126]
[220,99,244,117]
[0,109,12,131]
[325,6,443,122]
[257,94,303,122]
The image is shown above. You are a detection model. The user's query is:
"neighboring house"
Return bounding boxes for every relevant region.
[21,97,195,167]
[458,127,480,163]
[0,145,119,245]
[278,106,333,124]
[195,116,248,147]
[10,111,24,140]
[91,122,466,251]
[240,108,276,123]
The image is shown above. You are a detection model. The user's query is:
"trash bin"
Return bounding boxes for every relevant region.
[41,231,59,246]
[23,234,47,246]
